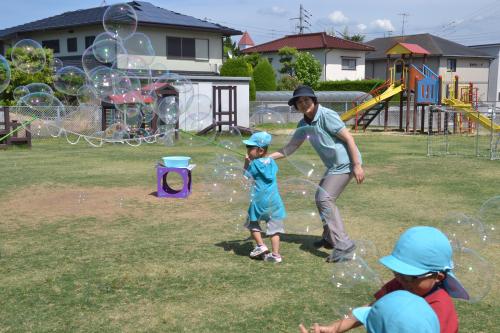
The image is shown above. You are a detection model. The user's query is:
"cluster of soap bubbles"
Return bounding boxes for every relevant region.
[437,197,498,303]
[5,3,217,147]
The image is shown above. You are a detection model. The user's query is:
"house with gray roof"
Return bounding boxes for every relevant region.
[365,34,493,100]
[469,43,500,105]
[0,1,241,76]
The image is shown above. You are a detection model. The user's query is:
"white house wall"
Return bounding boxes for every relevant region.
[438,57,490,101]
[469,45,500,104]
[325,50,366,81]
[6,25,224,73]
[257,49,367,82]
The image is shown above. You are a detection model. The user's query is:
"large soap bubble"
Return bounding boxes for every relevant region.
[284,126,325,181]
[280,177,325,234]
[155,96,179,125]
[54,66,86,96]
[123,32,155,65]
[452,247,493,303]
[11,39,46,74]
[13,86,29,101]
[92,34,126,64]
[331,255,383,292]
[50,57,63,73]
[25,82,53,95]
[440,212,487,251]
[0,55,11,93]
[479,196,499,244]
[155,72,193,95]
[103,3,138,40]
[77,85,100,106]
[249,106,287,135]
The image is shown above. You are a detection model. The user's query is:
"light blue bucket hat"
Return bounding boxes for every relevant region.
[353,290,440,333]
[379,226,469,300]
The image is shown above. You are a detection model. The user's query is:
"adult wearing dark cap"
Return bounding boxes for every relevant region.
[269,85,365,262]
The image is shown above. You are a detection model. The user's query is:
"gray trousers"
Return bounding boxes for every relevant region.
[315,173,354,251]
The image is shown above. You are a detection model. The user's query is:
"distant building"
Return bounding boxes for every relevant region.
[0,1,242,76]
[469,43,500,104]
[365,34,493,100]
[241,32,375,81]
[238,31,255,50]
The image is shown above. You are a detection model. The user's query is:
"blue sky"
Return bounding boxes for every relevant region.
[1,0,499,46]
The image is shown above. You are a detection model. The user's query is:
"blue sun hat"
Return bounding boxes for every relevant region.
[242,131,272,148]
[379,226,469,300]
[353,290,440,333]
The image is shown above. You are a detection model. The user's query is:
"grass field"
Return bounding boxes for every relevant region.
[0,133,498,332]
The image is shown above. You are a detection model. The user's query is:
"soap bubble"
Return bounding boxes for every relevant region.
[13,86,29,101]
[123,32,155,65]
[103,3,138,40]
[284,126,325,181]
[77,85,100,106]
[92,34,126,64]
[155,72,193,95]
[0,55,11,93]
[452,247,493,303]
[88,67,122,103]
[11,39,46,74]
[440,212,487,251]
[280,177,325,234]
[331,254,383,291]
[155,96,179,124]
[214,126,242,153]
[54,66,86,96]
[25,82,53,95]
[249,107,287,135]
[479,196,499,244]
[50,57,63,73]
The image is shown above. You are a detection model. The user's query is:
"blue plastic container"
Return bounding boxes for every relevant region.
[162,156,191,168]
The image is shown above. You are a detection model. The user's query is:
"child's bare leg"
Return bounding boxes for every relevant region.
[251,230,265,246]
[270,233,280,255]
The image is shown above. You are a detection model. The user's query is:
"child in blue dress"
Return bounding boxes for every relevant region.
[243,132,286,263]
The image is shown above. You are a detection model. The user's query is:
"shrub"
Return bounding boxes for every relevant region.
[252,59,276,91]
[220,57,255,100]
[277,75,302,91]
[316,79,385,92]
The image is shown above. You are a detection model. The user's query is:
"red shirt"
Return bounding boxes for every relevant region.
[374,278,458,333]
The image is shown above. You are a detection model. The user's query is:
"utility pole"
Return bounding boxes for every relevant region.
[290,4,311,34]
[398,13,409,36]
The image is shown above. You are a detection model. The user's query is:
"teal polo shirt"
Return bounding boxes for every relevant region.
[294,105,362,175]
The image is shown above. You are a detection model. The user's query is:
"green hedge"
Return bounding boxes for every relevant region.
[316,79,385,92]
[252,59,276,91]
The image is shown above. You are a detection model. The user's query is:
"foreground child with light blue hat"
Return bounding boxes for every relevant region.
[242,131,286,263]
[299,226,467,333]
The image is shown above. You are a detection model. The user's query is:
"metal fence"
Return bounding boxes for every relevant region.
[427,108,499,160]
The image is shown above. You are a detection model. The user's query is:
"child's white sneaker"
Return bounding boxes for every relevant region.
[263,253,282,263]
[250,244,269,258]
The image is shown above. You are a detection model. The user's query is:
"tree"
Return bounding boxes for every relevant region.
[294,52,322,89]
[223,36,239,59]
[277,75,302,91]
[0,48,56,106]
[243,52,261,69]
[278,46,297,75]
[252,59,276,91]
[340,26,365,42]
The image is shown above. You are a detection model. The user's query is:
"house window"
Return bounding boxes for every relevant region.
[85,36,95,49]
[42,39,60,54]
[167,36,207,60]
[67,37,77,52]
[342,58,356,70]
[447,59,456,72]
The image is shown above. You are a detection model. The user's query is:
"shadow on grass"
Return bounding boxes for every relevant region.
[215,233,329,259]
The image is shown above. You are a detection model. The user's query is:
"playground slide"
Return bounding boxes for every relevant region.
[340,84,403,122]
[444,98,500,133]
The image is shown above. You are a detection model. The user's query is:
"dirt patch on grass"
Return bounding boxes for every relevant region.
[0,185,209,229]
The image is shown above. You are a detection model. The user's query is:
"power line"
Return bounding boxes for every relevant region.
[289,4,312,34]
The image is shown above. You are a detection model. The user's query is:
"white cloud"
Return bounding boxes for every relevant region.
[328,11,349,24]
[357,23,367,31]
[257,6,287,16]
[371,19,395,32]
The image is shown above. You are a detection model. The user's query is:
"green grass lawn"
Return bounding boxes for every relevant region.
[0,134,498,332]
